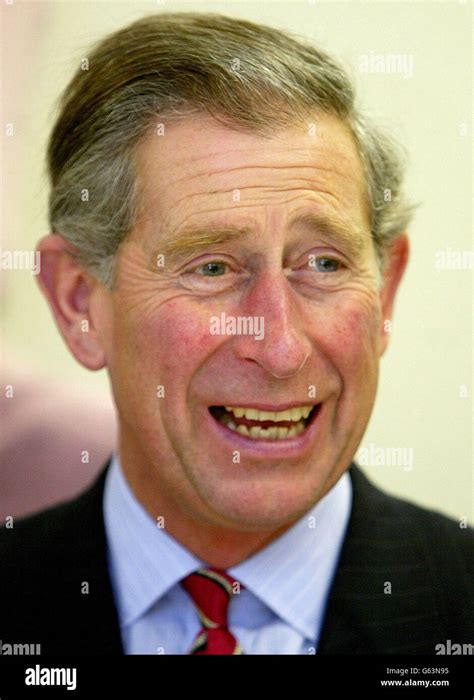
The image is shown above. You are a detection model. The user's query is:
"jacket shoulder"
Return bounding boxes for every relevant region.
[0,467,122,655]
[0,469,107,567]
[350,465,474,567]
[324,466,474,653]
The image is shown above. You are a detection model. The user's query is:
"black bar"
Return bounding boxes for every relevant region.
[0,655,472,698]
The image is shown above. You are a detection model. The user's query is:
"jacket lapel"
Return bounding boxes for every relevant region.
[48,463,123,655]
[317,465,443,654]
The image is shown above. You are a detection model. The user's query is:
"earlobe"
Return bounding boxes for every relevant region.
[379,234,409,355]
[36,234,108,370]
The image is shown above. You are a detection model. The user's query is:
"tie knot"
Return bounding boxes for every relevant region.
[181,568,241,629]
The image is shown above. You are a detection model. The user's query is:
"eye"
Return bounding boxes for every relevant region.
[180,258,240,293]
[308,255,342,273]
[194,261,227,276]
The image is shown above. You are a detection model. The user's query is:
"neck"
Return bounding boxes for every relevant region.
[117,442,297,569]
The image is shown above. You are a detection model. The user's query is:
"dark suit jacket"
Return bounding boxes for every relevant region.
[1,463,472,655]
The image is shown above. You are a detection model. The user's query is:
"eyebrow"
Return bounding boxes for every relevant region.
[155,224,254,266]
[289,211,368,256]
[154,212,368,266]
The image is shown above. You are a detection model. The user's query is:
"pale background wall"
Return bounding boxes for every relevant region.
[1,0,472,521]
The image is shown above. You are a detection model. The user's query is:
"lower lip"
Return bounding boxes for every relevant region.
[205,405,323,458]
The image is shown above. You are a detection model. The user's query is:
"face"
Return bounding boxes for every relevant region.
[88,113,403,532]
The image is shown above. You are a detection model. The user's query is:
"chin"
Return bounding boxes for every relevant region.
[196,471,331,532]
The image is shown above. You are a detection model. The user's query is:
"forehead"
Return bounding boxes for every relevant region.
[135,112,370,233]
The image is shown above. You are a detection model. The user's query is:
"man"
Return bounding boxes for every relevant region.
[1,12,472,655]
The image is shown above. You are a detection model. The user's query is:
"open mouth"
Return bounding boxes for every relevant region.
[209,404,320,441]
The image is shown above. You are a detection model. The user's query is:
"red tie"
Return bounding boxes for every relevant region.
[181,568,244,655]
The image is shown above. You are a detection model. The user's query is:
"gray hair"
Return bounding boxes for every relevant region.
[47,12,415,287]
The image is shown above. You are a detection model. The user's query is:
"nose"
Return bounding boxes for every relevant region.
[232,270,312,379]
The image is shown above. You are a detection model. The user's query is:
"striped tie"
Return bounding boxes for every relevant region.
[181,567,244,655]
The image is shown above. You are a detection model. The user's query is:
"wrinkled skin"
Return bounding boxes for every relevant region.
[37,113,408,566]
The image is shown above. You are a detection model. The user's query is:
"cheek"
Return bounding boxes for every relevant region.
[317,295,382,381]
[119,299,219,388]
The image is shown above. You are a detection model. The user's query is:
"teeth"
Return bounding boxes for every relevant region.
[266,426,278,440]
[224,405,313,422]
[220,418,307,440]
[217,404,316,440]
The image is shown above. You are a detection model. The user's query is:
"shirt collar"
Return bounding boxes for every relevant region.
[104,453,352,641]
[228,472,352,640]
[104,454,204,627]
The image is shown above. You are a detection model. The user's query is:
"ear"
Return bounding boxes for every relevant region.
[35,234,109,370]
[379,233,409,356]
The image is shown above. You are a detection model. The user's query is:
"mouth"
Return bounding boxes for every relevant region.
[209,404,320,441]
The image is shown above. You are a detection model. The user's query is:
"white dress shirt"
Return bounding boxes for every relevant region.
[103,453,352,654]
